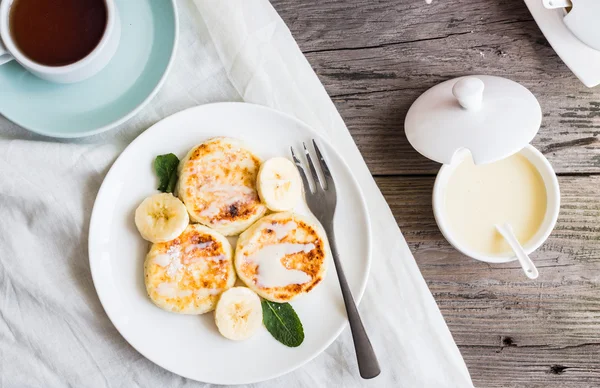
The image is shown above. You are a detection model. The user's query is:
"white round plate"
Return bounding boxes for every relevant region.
[89,103,372,384]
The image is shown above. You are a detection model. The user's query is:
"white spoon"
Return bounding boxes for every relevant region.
[495,223,539,280]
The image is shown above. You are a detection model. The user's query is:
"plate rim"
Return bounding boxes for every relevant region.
[88,102,373,384]
[0,0,179,139]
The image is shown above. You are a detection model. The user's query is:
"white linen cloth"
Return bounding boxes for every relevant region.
[0,1,473,387]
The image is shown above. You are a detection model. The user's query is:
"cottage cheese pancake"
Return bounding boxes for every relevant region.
[178,137,267,236]
[235,212,328,303]
[144,224,236,314]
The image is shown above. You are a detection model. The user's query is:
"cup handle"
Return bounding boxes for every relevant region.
[0,38,13,65]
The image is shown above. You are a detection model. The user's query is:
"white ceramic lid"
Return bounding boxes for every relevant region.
[404,75,542,165]
[563,0,600,52]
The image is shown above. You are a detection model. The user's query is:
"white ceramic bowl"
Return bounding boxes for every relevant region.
[432,145,560,263]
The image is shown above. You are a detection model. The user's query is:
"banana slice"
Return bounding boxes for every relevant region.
[214,287,262,341]
[135,193,189,243]
[257,157,301,211]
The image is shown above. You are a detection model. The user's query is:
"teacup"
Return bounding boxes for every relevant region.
[0,0,120,83]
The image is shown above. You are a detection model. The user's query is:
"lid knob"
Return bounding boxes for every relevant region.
[452,77,485,110]
[404,75,542,165]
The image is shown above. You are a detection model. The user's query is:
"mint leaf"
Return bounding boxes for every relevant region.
[262,300,304,347]
[154,153,179,194]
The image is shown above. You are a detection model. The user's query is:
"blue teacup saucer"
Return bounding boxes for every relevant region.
[0,0,178,138]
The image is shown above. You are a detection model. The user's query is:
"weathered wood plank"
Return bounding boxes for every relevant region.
[332,86,600,176]
[273,0,536,53]
[376,175,600,387]
[463,345,600,388]
[273,0,600,175]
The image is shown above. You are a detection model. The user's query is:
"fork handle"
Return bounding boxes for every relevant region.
[325,225,381,379]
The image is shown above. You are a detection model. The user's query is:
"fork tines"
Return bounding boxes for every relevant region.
[290,140,334,194]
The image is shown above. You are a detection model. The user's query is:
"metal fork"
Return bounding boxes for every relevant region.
[291,140,381,379]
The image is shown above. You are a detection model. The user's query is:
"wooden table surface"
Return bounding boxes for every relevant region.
[272,1,600,387]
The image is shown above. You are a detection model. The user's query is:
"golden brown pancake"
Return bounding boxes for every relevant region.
[177,137,267,236]
[144,224,235,314]
[235,212,328,302]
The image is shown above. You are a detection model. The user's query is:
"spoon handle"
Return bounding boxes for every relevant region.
[542,0,572,9]
[496,223,539,279]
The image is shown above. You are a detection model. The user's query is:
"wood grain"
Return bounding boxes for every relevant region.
[376,175,600,387]
[271,0,600,386]
[274,0,600,175]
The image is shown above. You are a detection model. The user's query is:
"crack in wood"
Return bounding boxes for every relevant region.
[303,31,474,54]
[488,18,535,25]
[330,86,424,99]
[497,263,574,270]
[460,342,600,350]
[496,336,517,353]
[325,70,397,81]
[541,137,600,154]
[549,365,570,375]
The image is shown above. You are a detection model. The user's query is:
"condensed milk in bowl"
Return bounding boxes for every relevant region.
[405,75,560,265]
